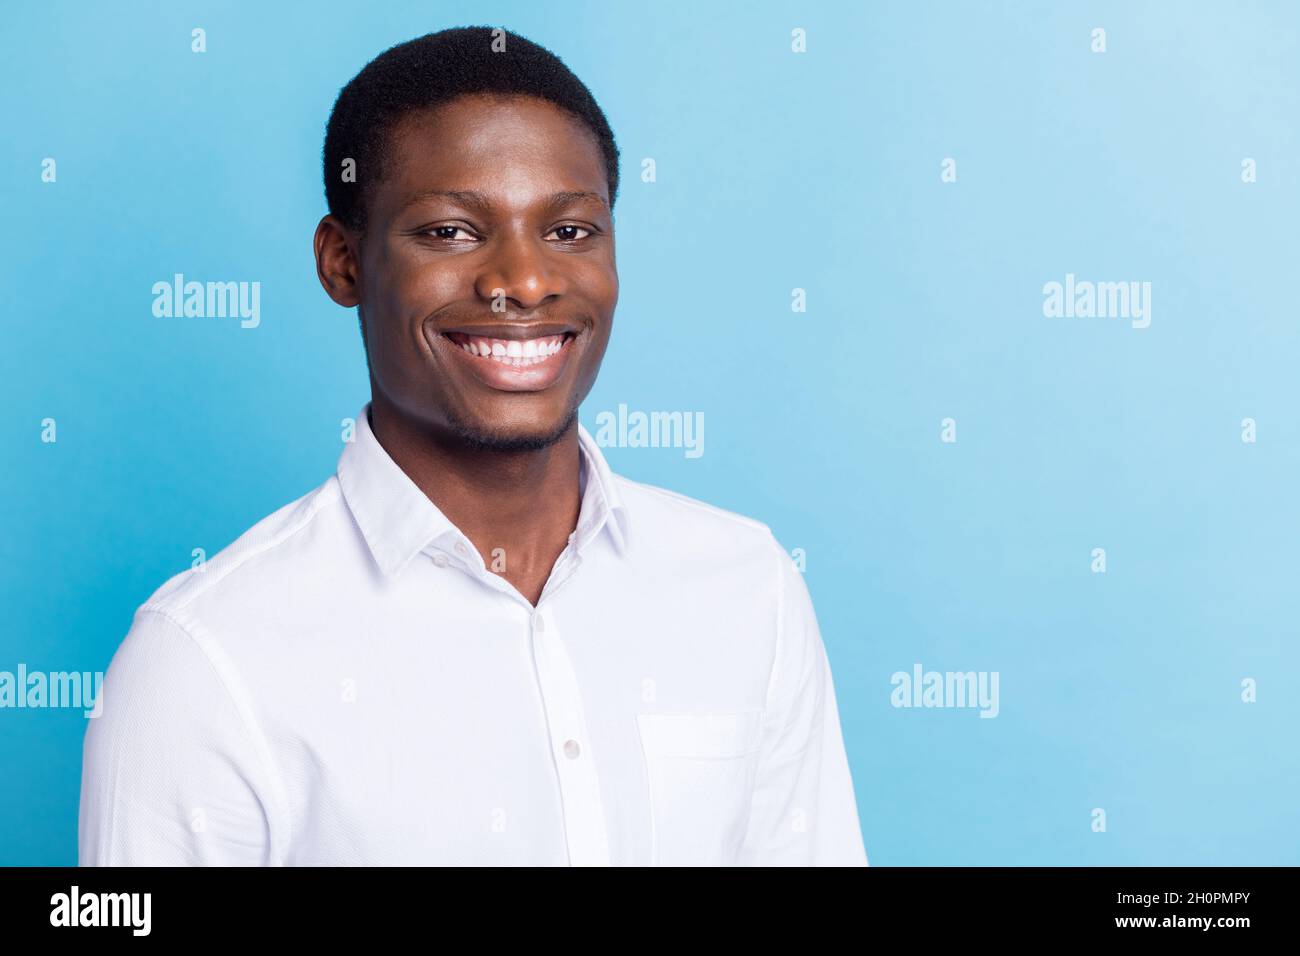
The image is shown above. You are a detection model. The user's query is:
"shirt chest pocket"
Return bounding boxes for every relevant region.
[635,710,765,866]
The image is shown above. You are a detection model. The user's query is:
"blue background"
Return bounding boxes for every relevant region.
[3,0,1297,865]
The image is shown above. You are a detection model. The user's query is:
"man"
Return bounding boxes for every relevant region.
[79,26,868,866]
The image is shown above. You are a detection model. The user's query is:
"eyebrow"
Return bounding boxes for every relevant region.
[400,189,608,215]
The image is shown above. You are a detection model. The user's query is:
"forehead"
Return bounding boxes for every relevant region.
[376,94,609,214]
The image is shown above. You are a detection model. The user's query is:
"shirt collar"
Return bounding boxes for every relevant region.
[337,402,629,577]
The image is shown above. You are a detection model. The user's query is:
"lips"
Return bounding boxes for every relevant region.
[435,328,578,392]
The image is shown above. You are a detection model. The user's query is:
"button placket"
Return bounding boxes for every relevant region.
[526,606,611,866]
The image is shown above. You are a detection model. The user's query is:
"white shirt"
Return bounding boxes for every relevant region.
[79,402,868,866]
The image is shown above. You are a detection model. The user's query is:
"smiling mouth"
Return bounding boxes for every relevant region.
[442,330,576,367]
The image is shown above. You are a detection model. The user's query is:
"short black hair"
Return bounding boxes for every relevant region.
[323,26,620,236]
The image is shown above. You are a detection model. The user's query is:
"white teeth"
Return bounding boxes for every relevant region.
[452,333,569,366]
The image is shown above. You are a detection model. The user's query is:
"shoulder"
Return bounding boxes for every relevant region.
[133,475,348,631]
[612,473,792,577]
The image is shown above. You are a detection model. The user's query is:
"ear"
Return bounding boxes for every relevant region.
[314,214,361,308]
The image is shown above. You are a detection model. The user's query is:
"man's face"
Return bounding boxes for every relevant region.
[349,93,617,450]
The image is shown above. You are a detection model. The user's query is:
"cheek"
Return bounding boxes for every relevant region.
[368,259,466,355]
[596,270,618,336]
[585,255,618,301]
[389,254,465,314]
[571,260,619,327]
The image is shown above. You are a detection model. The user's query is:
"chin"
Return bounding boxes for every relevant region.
[446,409,576,453]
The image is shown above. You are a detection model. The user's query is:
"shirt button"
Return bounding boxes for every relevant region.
[563,739,581,759]
[431,552,449,568]
[454,542,468,556]
[531,611,545,631]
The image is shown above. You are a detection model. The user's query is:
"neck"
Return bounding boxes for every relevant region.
[367,396,582,603]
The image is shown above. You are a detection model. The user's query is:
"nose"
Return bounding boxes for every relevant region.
[473,228,566,311]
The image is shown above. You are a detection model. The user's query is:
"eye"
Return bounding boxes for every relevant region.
[426,225,478,242]
[548,224,592,242]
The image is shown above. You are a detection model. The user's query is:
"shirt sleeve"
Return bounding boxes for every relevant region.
[738,535,869,866]
[78,607,281,866]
